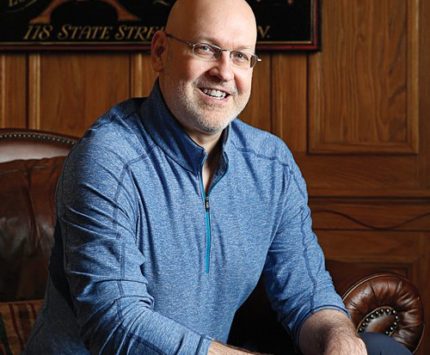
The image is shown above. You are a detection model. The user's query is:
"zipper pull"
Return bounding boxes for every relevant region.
[205,196,210,211]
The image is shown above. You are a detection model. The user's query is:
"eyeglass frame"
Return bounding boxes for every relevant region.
[164,32,261,69]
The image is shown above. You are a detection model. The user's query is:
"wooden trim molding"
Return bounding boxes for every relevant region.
[310,197,430,231]
[0,55,6,126]
[407,0,420,153]
[28,53,41,130]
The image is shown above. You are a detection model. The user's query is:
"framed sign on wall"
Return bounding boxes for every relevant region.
[0,0,320,51]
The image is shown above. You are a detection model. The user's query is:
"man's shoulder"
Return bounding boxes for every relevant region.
[69,98,153,166]
[230,119,292,164]
[109,97,147,119]
[92,97,146,133]
[85,97,149,143]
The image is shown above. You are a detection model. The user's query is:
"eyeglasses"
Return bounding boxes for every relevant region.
[165,33,261,69]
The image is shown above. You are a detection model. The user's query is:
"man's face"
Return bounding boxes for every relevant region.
[154,0,257,139]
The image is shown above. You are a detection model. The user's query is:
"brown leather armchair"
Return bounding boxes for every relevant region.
[0,129,425,354]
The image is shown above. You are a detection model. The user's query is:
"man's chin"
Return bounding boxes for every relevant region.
[196,116,234,135]
[195,124,227,136]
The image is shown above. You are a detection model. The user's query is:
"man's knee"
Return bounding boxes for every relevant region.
[360,332,412,355]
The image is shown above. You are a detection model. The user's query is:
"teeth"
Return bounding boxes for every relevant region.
[202,88,227,99]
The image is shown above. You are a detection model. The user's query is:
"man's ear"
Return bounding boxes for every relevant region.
[151,31,167,72]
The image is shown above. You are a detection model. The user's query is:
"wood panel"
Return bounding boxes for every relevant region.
[309,0,419,154]
[311,198,430,231]
[294,0,426,196]
[319,231,421,265]
[271,53,308,152]
[305,1,428,352]
[0,54,27,128]
[130,53,158,97]
[297,153,424,196]
[28,53,131,137]
[241,53,271,132]
[419,0,430,192]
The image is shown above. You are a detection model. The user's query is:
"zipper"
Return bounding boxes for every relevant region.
[199,155,227,274]
[204,195,211,273]
[200,176,212,273]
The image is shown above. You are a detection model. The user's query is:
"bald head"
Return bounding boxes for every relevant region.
[165,0,257,48]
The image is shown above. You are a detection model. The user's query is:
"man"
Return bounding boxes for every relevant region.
[25,0,411,354]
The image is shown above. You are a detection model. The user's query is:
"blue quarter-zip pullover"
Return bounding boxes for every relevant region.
[25,82,347,354]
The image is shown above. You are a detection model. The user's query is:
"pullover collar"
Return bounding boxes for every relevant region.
[141,81,230,176]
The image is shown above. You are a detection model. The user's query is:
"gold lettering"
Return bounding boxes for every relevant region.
[23,24,53,41]
[39,25,52,40]
[8,0,32,8]
[114,25,163,41]
[257,25,271,39]
[57,25,71,40]
[133,27,147,41]
[114,25,127,40]
[80,26,93,40]
[99,26,112,40]
[23,24,35,41]
[57,25,113,41]
[145,27,157,40]
[115,25,134,41]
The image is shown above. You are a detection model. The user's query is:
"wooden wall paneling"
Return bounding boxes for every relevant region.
[319,231,421,265]
[300,0,425,195]
[271,53,308,153]
[301,154,422,196]
[308,0,419,155]
[28,53,131,137]
[0,54,27,128]
[310,198,430,231]
[130,53,158,98]
[419,0,430,191]
[241,53,271,132]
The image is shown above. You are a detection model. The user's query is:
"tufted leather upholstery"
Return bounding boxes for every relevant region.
[343,273,424,353]
[0,129,425,354]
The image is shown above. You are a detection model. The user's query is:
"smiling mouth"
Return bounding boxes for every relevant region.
[200,88,230,100]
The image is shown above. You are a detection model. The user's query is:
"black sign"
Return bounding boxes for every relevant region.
[0,0,320,51]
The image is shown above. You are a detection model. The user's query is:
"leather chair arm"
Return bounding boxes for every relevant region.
[342,273,425,353]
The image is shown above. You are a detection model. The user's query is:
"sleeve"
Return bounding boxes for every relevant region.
[262,154,348,345]
[56,141,211,355]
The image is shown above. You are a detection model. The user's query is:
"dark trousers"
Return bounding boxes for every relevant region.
[360,332,412,355]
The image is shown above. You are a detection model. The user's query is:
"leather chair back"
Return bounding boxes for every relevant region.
[0,129,77,301]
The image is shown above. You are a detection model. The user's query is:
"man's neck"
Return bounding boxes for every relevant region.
[188,130,222,156]
[187,131,223,193]
[202,142,222,193]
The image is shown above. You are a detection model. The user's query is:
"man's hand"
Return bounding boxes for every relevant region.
[208,341,268,355]
[299,309,367,355]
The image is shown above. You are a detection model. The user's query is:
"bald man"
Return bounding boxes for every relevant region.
[24,1,411,354]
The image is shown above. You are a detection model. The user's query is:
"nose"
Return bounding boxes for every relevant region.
[208,51,234,82]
